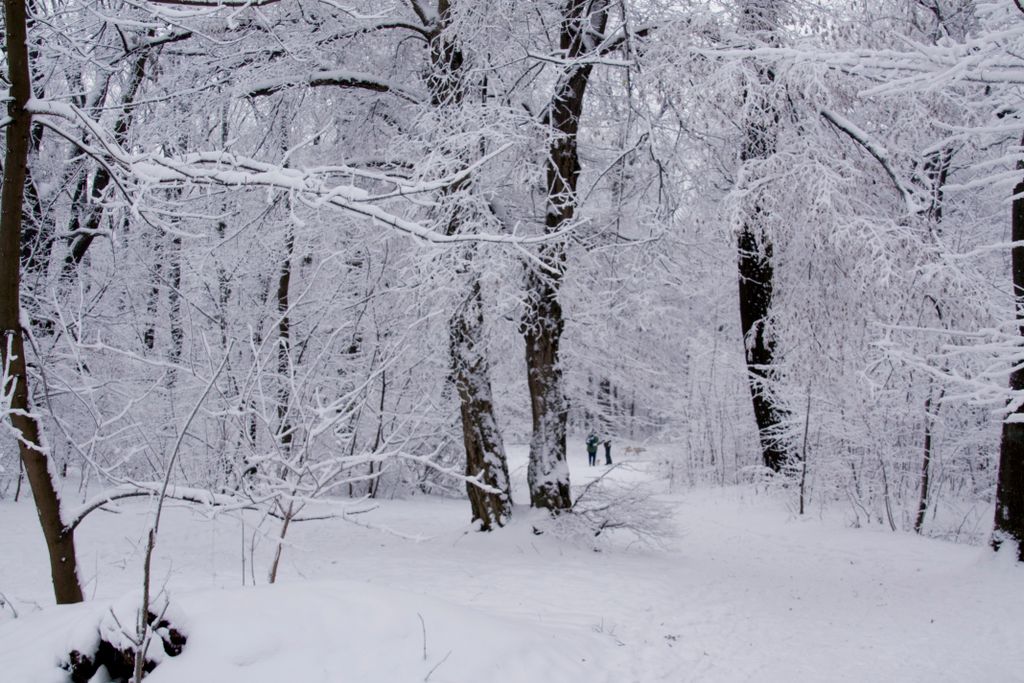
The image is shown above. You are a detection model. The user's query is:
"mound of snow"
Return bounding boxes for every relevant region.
[0,580,609,683]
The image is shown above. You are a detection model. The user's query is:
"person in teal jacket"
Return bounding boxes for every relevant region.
[586,433,600,466]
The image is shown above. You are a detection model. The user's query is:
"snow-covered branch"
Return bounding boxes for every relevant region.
[820,108,925,215]
[26,99,562,246]
[64,484,246,533]
[395,451,506,496]
[239,70,424,103]
[144,0,282,6]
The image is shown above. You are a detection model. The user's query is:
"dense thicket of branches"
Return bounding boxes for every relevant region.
[3,0,1024,604]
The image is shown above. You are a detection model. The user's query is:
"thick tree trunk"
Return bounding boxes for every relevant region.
[523,263,571,510]
[521,0,610,511]
[737,0,788,473]
[451,280,512,529]
[993,148,1024,561]
[0,0,83,604]
[428,1,512,527]
[738,223,787,471]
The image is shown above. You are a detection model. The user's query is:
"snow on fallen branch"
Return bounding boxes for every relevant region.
[536,464,672,548]
[336,510,432,542]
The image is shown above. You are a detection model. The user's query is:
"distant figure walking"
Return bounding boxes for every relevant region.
[586,433,599,467]
[603,439,612,465]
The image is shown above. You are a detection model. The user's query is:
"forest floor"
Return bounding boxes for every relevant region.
[1,441,1022,682]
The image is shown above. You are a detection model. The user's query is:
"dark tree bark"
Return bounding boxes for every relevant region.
[993,139,1024,561]
[19,0,55,283]
[737,221,787,471]
[450,279,512,529]
[167,235,184,384]
[63,42,154,278]
[143,237,164,351]
[521,0,611,511]
[736,0,789,473]
[914,387,942,534]
[914,150,950,533]
[426,0,512,528]
[0,0,84,604]
[20,153,50,280]
[275,225,294,453]
[265,220,297,577]
[215,220,233,347]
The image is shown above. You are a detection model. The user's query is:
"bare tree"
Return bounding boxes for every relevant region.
[522,0,614,511]
[422,0,512,529]
[735,0,789,472]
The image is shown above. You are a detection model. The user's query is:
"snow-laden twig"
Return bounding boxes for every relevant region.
[820,108,925,215]
[239,69,425,102]
[64,483,246,533]
[26,99,563,246]
[394,450,505,496]
[0,590,18,619]
[423,650,452,682]
[526,50,634,68]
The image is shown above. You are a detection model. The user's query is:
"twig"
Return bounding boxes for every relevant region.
[820,108,924,214]
[417,612,427,661]
[0,590,18,618]
[572,463,623,507]
[799,386,811,515]
[424,650,452,682]
[134,345,233,682]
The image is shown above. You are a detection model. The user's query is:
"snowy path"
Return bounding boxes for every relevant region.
[1,442,1022,681]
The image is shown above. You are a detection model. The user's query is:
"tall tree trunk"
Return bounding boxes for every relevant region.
[914,388,940,534]
[450,279,512,528]
[0,0,83,604]
[993,139,1024,561]
[522,0,610,511]
[166,235,184,385]
[736,0,788,472]
[368,363,385,499]
[275,225,294,454]
[427,0,512,527]
[737,224,787,471]
[143,238,164,351]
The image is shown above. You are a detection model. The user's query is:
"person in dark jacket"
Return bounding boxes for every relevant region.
[586,433,599,466]
[603,439,612,465]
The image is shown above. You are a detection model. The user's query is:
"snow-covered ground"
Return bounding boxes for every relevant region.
[1,441,1022,682]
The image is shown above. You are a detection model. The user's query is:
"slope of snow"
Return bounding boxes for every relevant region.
[1,441,1021,681]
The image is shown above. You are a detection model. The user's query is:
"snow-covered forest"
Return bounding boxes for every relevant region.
[1,0,1023,680]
